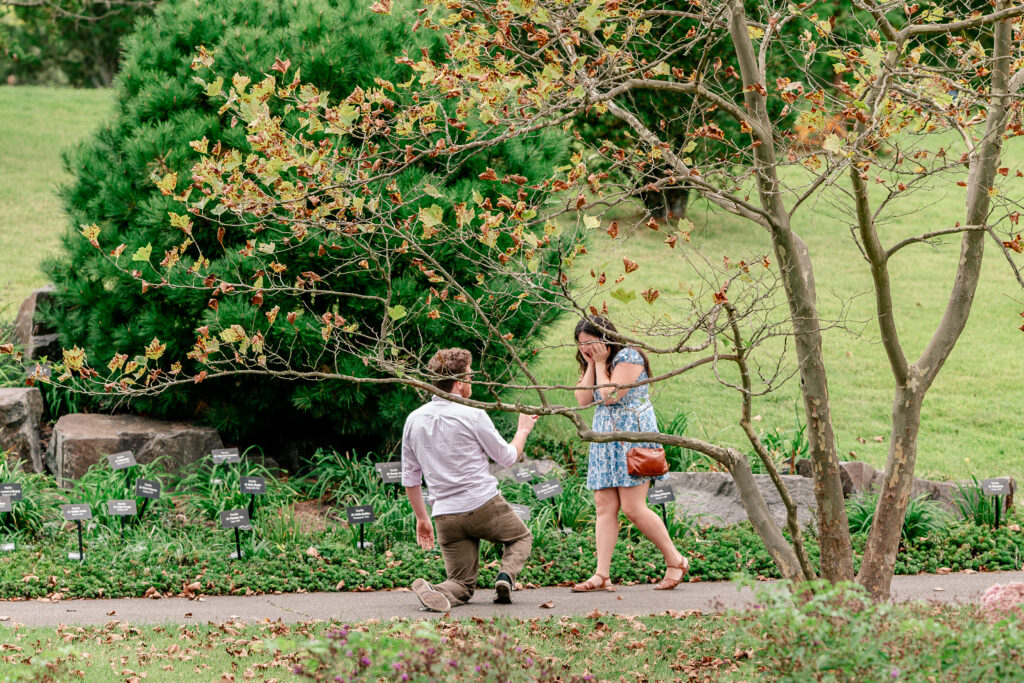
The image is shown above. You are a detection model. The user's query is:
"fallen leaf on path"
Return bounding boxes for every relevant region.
[933,587,946,592]
[539,601,555,609]
[587,608,604,619]
[937,567,952,575]
[105,610,116,616]
[144,587,161,599]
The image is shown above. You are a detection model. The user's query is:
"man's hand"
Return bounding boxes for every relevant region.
[416,517,435,550]
[517,413,539,434]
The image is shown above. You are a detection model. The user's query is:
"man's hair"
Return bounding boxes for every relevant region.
[427,348,473,393]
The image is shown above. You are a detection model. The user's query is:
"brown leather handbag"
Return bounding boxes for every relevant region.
[626,446,669,477]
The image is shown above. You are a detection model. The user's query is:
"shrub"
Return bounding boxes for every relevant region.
[847,491,950,543]
[955,475,1001,527]
[46,0,566,450]
[177,447,298,522]
[656,409,714,471]
[0,455,59,537]
[281,621,590,682]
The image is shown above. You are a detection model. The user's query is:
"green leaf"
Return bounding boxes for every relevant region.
[583,215,601,230]
[388,305,407,320]
[132,243,153,262]
[609,288,636,304]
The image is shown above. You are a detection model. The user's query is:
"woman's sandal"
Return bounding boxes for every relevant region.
[653,556,690,591]
[570,573,616,592]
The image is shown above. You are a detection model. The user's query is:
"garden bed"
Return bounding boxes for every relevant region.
[0,449,1021,601]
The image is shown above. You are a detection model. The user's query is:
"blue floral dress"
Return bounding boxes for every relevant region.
[586,347,666,490]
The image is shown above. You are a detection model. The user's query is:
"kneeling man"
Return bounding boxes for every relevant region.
[402,347,537,611]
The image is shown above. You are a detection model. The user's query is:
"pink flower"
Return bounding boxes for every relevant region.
[980,582,1024,622]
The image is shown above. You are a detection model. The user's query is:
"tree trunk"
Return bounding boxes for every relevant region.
[857,2,1012,599]
[724,0,854,581]
[641,180,690,220]
[857,381,925,599]
[770,231,855,582]
[727,451,805,581]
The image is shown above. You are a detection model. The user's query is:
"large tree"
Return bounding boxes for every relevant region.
[21,0,1024,599]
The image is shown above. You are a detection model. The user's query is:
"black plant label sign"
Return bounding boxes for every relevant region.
[0,496,10,513]
[647,485,676,505]
[374,462,402,484]
[510,503,532,521]
[513,463,539,483]
[532,479,562,500]
[240,476,267,495]
[107,451,137,470]
[220,509,250,529]
[61,504,93,521]
[107,499,138,516]
[0,483,23,502]
[211,448,241,464]
[135,479,161,499]
[982,477,1011,496]
[346,505,375,525]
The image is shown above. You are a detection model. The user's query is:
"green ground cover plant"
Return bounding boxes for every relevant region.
[0,449,1019,601]
[3,583,1024,682]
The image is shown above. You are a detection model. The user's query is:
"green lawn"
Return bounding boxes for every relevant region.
[0,86,1021,482]
[1,598,1019,682]
[530,142,1024,484]
[0,86,113,314]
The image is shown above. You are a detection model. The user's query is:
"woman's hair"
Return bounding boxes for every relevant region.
[573,316,651,377]
[426,348,473,393]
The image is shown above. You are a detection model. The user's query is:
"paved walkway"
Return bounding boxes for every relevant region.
[1,570,1020,627]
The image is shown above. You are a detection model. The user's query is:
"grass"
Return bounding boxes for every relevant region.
[0,86,113,312]
[1,598,1021,682]
[528,136,1024,484]
[0,86,1022,483]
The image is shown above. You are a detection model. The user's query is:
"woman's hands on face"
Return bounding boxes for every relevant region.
[579,342,595,364]
[590,342,610,363]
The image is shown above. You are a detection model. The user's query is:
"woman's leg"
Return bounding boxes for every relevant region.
[593,488,621,577]
[618,483,685,578]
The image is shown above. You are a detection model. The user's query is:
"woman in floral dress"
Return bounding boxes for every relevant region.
[570,316,689,592]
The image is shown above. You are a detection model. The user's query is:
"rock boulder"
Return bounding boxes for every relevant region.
[0,387,44,472]
[663,471,818,528]
[13,284,60,361]
[47,413,222,483]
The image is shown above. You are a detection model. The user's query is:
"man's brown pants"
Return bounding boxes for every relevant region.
[432,494,532,605]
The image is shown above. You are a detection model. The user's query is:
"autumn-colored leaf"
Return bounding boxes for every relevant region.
[369,0,392,13]
[623,258,639,274]
[271,57,291,74]
[539,601,555,609]
[713,286,729,305]
[1003,234,1023,254]
[478,168,498,181]
[607,221,619,238]
[646,217,659,231]
[575,193,586,210]
[641,288,660,304]
[664,235,677,248]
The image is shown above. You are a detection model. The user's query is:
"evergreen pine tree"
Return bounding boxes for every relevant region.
[46,0,567,453]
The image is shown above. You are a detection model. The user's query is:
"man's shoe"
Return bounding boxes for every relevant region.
[411,578,451,612]
[494,571,513,604]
